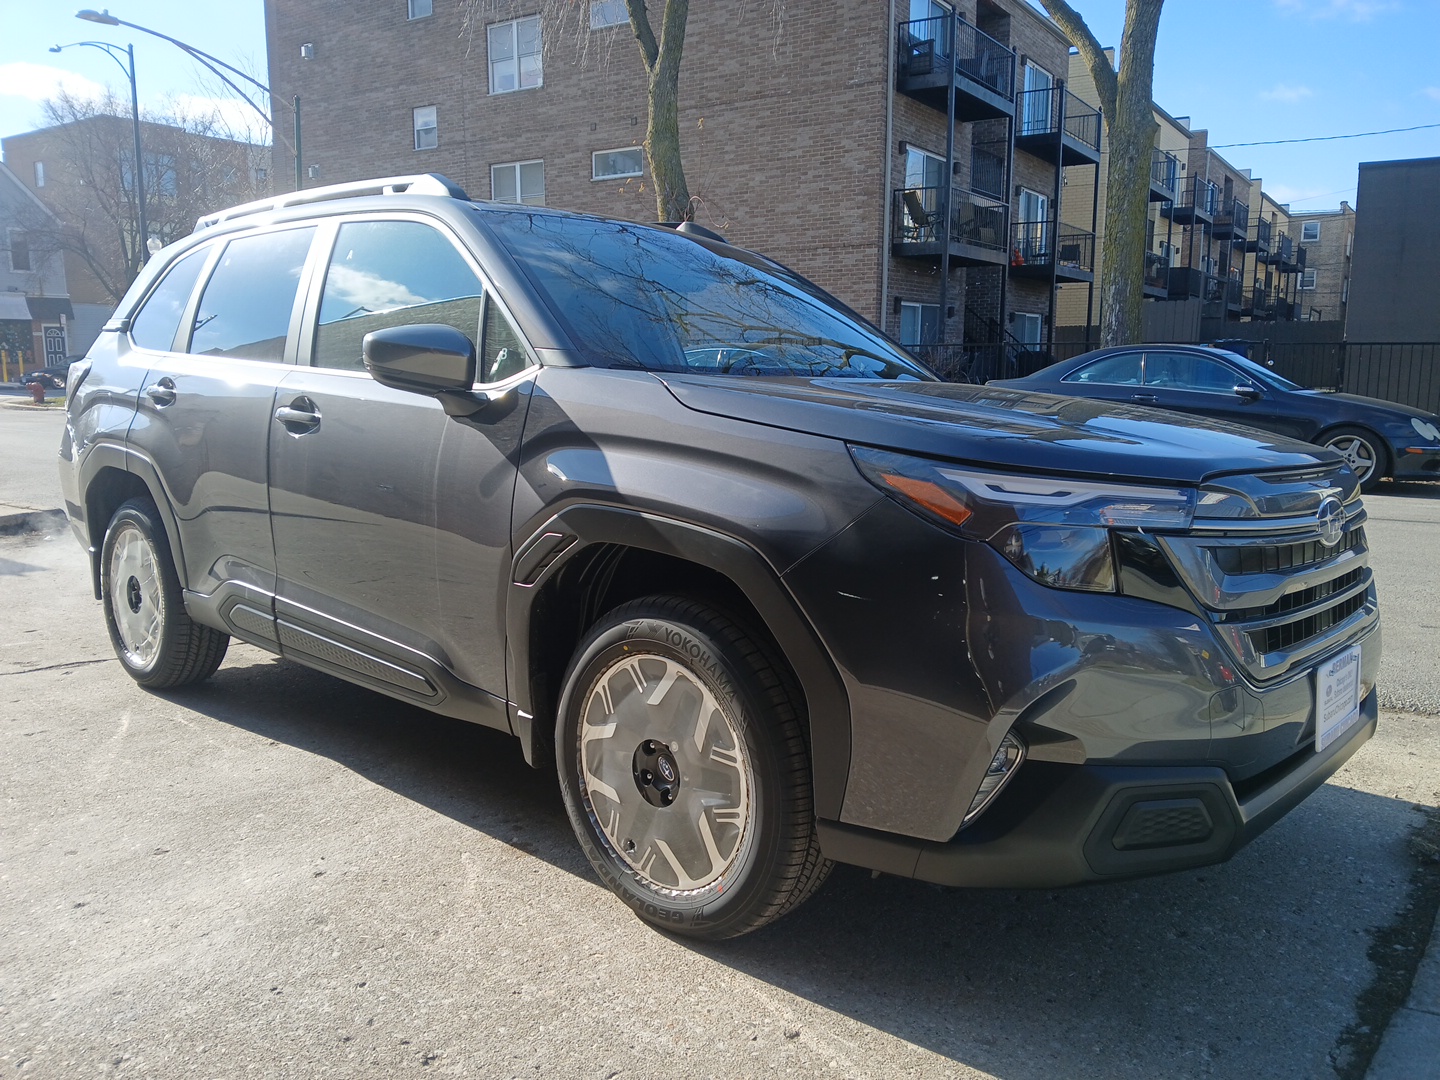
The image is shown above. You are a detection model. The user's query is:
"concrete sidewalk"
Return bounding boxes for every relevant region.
[1368,908,1440,1079]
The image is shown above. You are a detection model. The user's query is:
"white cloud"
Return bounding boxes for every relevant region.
[1273,0,1398,19]
[1425,87,1440,102]
[1260,83,1315,103]
[0,63,105,104]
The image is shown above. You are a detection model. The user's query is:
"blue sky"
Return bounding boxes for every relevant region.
[2,0,1438,211]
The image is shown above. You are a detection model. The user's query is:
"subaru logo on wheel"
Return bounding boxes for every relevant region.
[1317,496,1345,548]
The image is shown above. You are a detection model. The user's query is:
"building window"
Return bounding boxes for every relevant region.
[1300,269,1317,290]
[592,147,643,180]
[33,161,45,188]
[1342,278,1349,304]
[1013,312,1043,346]
[408,0,432,18]
[1301,221,1320,242]
[8,230,31,272]
[898,301,940,346]
[492,160,545,205]
[590,0,627,28]
[413,106,438,150]
[489,16,542,93]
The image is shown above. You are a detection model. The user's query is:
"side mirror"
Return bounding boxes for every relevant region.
[363,324,488,416]
[1234,384,1263,402]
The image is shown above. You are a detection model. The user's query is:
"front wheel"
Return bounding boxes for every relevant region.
[1321,426,1388,492]
[100,497,229,689]
[555,596,830,939]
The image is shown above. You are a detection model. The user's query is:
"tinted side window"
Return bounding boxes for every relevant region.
[1144,352,1244,392]
[1064,353,1141,385]
[314,220,482,371]
[190,227,316,362]
[130,247,209,352]
[481,296,532,382]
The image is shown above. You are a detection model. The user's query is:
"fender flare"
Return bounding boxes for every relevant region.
[78,442,190,597]
[507,504,852,821]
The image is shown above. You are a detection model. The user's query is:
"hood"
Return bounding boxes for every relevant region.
[1297,388,1440,426]
[657,375,1334,485]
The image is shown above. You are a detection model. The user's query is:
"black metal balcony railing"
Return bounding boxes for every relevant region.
[1213,197,1250,239]
[893,186,1009,253]
[1144,251,1169,291]
[1151,148,1180,194]
[897,16,1015,102]
[1016,87,1101,150]
[970,145,1007,202]
[1166,175,1220,221]
[1252,217,1273,252]
[1010,220,1095,272]
[1247,286,1275,318]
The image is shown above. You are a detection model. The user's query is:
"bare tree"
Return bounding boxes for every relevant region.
[26,90,269,304]
[1038,0,1164,346]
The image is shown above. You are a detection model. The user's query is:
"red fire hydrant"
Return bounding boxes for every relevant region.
[28,380,46,404]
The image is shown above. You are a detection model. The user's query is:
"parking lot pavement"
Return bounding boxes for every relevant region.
[0,404,64,521]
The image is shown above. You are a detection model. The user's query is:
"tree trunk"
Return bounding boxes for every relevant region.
[628,0,692,221]
[1040,0,1164,346]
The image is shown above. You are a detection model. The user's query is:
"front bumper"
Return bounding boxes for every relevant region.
[818,682,1378,887]
[1391,445,1440,480]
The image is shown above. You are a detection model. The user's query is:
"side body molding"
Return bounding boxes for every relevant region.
[505,504,852,822]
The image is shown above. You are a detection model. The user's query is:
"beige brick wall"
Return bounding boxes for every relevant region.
[1289,205,1355,323]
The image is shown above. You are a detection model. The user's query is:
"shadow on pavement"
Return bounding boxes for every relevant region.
[172,651,1420,1080]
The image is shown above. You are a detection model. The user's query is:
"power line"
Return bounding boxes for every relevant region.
[1212,122,1440,148]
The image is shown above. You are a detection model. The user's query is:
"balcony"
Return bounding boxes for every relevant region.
[1245,217,1272,255]
[1201,275,1243,319]
[1212,198,1250,243]
[1242,286,1272,319]
[1168,266,1215,300]
[892,185,1010,267]
[1282,242,1307,274]
[1150,149,1180,202]
[1009,220,1095,283]
[1014,87,1102,167]
[970,144,1007,202]
[1162,176,1219,225]
[1143,251,1169,298]
[896,16,1015,122]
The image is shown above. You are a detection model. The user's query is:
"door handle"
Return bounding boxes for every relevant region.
[1130,393,1157,404]
[274,397,321,433]
[144,379,176,407]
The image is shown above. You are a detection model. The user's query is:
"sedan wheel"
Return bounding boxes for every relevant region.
[1322,427,1386,492]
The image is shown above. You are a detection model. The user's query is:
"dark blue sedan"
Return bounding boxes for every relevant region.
[991,344,1440,491]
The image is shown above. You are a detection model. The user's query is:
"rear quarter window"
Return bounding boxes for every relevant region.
[129,247,209,352]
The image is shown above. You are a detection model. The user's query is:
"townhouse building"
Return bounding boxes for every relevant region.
[264,0,1102,379]
[0,161,71,375]
[1286,203,1354,324]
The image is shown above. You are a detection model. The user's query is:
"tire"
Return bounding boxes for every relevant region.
[1321,426,1388,493]
[100,497,229,689]
[555,596,831,939]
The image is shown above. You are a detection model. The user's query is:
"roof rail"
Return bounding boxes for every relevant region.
[194,173,470,231]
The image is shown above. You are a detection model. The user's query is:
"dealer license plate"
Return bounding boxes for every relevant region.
[1315,644,1362,753]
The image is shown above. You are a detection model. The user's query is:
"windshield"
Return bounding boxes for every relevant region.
[483,209,935,381]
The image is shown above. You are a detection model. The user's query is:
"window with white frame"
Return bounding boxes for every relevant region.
[1300,269,1317,290]
[593,147,643,180]
[413,106,437,150]
[1301,220,1320,242]
[590,0,627,28]
[492,160,545,205]
[8,229,31,272]
[408,0,432,18]
[489,16,542,93]
[1013,312,1043,346]
[898,301,940,346]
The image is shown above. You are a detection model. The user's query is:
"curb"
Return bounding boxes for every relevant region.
[1367,900,1440,1078]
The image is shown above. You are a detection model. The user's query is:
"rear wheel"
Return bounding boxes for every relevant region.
[100,498,229,689]
[555,596,830,939]
[1321,426,1387,492]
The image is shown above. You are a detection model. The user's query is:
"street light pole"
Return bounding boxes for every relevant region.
[75,9,301,191]
[50,40,147,262]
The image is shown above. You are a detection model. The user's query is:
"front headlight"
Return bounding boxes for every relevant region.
[849,447,1196,593]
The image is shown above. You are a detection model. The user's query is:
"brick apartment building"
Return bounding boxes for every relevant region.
[0,161,71,376]
[1286,202,1354,324]
[264,0,1101,378]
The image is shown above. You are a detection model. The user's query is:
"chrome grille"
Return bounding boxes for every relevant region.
[1156,468,1379,682]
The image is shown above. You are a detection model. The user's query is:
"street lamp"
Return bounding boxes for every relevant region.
[50,40,147,259]
[75,9,303,191]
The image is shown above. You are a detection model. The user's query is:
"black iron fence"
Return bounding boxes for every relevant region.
[907,339,1094,384]
[1237,341,1440,415]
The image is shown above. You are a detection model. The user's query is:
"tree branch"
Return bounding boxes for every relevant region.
[627,0,660,71]
[1036,0,1117,119]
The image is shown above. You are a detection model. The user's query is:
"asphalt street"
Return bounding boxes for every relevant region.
[2,402,1438,1079]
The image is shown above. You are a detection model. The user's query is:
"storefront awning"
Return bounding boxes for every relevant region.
[0,294,32,322]
[26,296,73,322]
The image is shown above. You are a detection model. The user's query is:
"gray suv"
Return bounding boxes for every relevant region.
[61,175,1381,938]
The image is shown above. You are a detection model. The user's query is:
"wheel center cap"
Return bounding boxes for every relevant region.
[633,739,680,808]
[126,576,143,613]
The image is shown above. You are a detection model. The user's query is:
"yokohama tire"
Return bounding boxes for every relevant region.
[555,596,831,939]
[100,497,229,689]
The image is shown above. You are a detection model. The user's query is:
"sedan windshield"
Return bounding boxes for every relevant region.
[484,209,934,381]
